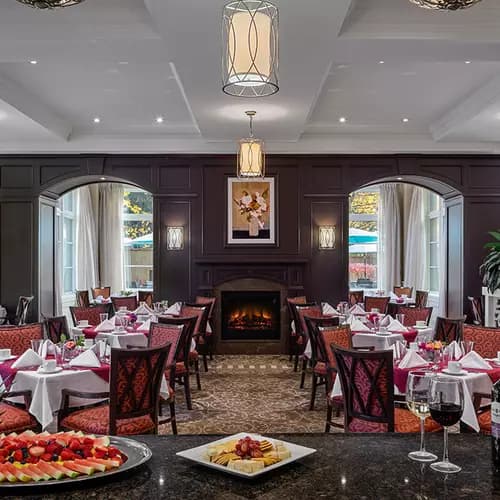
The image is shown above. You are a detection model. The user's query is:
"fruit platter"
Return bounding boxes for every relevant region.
[0,430,151,488]
[176,432,316,478]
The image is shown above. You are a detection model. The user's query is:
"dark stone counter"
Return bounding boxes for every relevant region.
[2,433,498,499]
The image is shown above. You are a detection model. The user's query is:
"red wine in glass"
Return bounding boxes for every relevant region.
[429,403,463,427]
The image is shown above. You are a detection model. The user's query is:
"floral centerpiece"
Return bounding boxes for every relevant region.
[418,340,445,362]
[126,312,137,324]
[367,312,379,325]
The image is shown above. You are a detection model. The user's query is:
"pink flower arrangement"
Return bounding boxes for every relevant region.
[126,313,137,324]
[349,263,377,281]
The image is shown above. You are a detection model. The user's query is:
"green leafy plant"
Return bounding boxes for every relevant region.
[480,229,500,294]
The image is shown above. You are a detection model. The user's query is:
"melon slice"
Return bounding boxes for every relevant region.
[3,463,31,482]
[24,464,50,481]
[93,436,110,447]
[36,461,65,480]
[90,457,121,469]
[74,459,106,473]
[50,463,79,479]
[63,461,95,475]
[0,465,15,483]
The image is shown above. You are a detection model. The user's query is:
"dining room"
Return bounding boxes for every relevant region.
[0,0,500,498]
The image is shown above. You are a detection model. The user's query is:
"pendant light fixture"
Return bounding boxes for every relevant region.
[222,1,279,98]
[408,0,482,9]
[16,0,85,8]
[237,111,265,178]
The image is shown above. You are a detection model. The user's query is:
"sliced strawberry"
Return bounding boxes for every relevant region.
[82,447,93,458]
[60,449,75,461]
[69,439,82,451]
[40,453,52,462]
[12,449,23,462]
[29,446,45,457]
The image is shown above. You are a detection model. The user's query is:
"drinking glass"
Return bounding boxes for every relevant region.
[429,377,464,473]
[31,339,43,355]
[459,340,474,355]
[406,371,438,462]
[396,314,405,326]
[99,313,108,323]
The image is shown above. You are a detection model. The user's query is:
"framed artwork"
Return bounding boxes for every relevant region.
[227,177,275,245]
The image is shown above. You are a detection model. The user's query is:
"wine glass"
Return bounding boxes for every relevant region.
[406,371,438,462]
[429,377,464,473]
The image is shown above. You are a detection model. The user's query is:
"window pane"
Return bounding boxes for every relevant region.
[63,268,73,294]
[430,243,439,267]
[429,218,439,243]
[62,192,74,212]
[430,268,439,292]
[63,218,73,243]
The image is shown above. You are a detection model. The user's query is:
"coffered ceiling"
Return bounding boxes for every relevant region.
[1,0,500,153]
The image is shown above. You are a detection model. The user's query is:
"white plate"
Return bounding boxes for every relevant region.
[176,432,316,479]
[36,366,63,374]
[0,356,16,362]
[441,368,468,376]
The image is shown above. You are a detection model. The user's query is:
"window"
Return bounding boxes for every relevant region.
[123,188,153,290]
[425,191,444,294]
[61,191,76,295]
[349,187,379,289]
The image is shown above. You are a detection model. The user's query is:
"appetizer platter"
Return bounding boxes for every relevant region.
[177,432,316,478]
[0,430,151,488]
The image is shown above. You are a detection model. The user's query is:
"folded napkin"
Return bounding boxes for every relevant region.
[95,319,115,332]
[388,319,408,333]
[350,318,371,332]
[459,351,491,370]
[391,341,407,359]
[379,315,391,327]
[322,302,339,315]
[389,291,398,300]
[40,340,60,358]
[165,301,182,316]
[349,304,365,314]
[398,350,427,369]
[445,341,462,361]
[12,349,43,369]
[134,303,154,315]
[69,349,101,368]
[137,318,152,332]
[90,340,107,358]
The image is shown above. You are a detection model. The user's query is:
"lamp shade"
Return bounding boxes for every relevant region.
[408,0,481,9]
[238,138,265,177]
[222,1,278,97]
[16,0,85,8]
[167,227,184,250]
[319,226,336,250]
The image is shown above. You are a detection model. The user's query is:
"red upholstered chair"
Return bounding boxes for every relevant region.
[364,296,390,314]
[0,323,43,356]
[43,315,70,343]
[435,316,465,343]
[397,306,433,327]
[111,296,138,312]
[296,304,322,388]
[91,286,111,299]
[348,291,364,306]
[75,290,90,308]
[415,290,429,308]
[138,291,154,308]
[393,286,413,298]
[69,305,109,327]
[180,304,210,373]
[304,316,340,410]
[153,317,197,410]
[194,297,217,363]
[59,344,170,436]
[286,296,307,371]
[463,325,500,359]
[0,389,38,434]
[330,346,441,434]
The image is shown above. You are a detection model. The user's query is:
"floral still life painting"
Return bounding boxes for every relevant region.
[227,178,275,244]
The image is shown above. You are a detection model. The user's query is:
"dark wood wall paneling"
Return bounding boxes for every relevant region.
[1,154,500,321]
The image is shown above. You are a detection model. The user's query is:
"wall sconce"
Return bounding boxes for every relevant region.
[319,226,335,250]
[167,226,184,250]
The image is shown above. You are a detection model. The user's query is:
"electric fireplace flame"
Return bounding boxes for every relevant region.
[227,306,273,330]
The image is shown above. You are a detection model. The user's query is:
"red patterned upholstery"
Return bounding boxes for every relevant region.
[296,305,322,338]
[0,324,43,356]
[179,305,207,336]
[69,306,108,327]
[195,296,216,322]
[364,296,390,314]
[463,325,500,359]
[398,306,433,327]
[0,403,37,433]
[313,361,327,376]
[320,326,352,371]
[478,410,491,435]
[111,296,138,312]
[149,323,184,356]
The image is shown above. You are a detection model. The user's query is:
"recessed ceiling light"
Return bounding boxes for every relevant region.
[402,118,409,123]
[93,117,101,124]
[100,177,106,181]
[465,60,471,64]
[339,117,347,123]
[156,116,164,124]
[397,177,403,181]
[29,60,38,65]
[379,60,385,64]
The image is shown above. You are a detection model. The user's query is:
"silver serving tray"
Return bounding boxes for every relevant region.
[0,435,152,489]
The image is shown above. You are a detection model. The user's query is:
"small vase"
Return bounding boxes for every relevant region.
[248,217,259,237]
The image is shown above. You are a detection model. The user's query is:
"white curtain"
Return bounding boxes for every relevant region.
[378,184,402,294]
[404,186,427,294]
[75,186,99,291]
[99,184,124,294]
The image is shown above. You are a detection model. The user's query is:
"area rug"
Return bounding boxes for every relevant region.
[159,355,343,435]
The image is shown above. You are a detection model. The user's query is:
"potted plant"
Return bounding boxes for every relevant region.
[480,229,500,326]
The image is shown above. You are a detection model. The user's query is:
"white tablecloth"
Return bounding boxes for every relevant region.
[95,332,148,349]
[352,333,405,350]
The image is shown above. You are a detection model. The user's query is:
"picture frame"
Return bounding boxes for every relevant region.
[227,177,275,245]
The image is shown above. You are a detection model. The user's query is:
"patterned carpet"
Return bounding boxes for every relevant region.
[159,355,343,435]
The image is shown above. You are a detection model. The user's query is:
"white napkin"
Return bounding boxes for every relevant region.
[390,291,399,300]
[445,341,462,361]
[137,318,152,332]
[69,349,101,368]
[95,319,115,332]
[379,315,391,327]
[322,302,339,315]
[459,351,491,370]
[391,341,407,359]
[12,349,43,369]
[349,304,365,314]
[134,304,154,315]
[350,318,371,332]
[388,319,408,333]
[398,350,427,369]
[165,301,182,316]
[90,340,107,358]
[40,340,60,358]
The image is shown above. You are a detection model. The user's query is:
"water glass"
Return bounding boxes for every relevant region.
[459,340,474,355]
[99,313,109,323]
[396,314,405,326]
[31,339,43,355]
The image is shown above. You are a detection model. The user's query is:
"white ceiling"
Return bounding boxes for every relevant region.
[1,0,500,153]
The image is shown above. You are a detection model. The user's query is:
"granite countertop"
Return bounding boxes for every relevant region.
[2,433,498,499]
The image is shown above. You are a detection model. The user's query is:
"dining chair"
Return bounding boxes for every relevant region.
[295,304,322,388]
[75,290,90,308]
[348,291,364,306]
[393,286,413,298]
[180,303,210,373]
[12,296,34,325]
[397,306,433,327]
[111,295,138,312]
[434,316,465,343]
[91,286,111,299]
[138,290,154,308]
[330,346,441,433]
[304,316,340,411]
[69,305,109,327]
[463,325,500,359]
[364,296,390,314]
[43,315,70,343]
[286,296,307,371]
[466,296,484,326]
[152,317,198,410]
[194,296,217,362]
[0,323,43,356]
[58,344,170,436]
[0,388,38,434]
[415,290,429,308]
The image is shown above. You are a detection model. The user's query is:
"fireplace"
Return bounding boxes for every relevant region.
[221,291,280,341]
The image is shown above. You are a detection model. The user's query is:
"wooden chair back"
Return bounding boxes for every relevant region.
[415,290,429,308]
[111,296,138,312]
[466,296,484,326]
[295,303,321,337]
[91,286,111,299]
[435,316,465,343]
[180,304,209,337]
[43,316,70,343]
[15,296,34,325]
[393,286,413,298]
[397,306,433,327]
[153,316,197,366]
[69,305,109,327]
[304,315,340,365]
[364,296,390,314]
[348,291,364,306]
[75,290,90,308]
[138,291,154,308]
